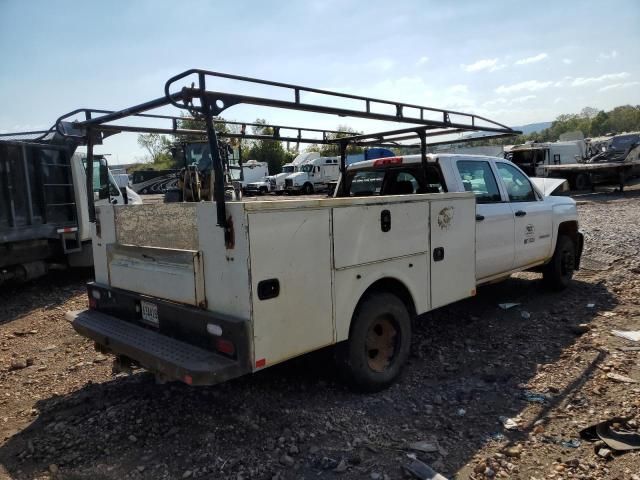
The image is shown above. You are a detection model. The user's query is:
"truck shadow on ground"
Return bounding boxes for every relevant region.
[0,269,90,326]
[0,276,616,479]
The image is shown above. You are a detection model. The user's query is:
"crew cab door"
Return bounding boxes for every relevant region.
[454,159,515,280]
[494,161,553,268]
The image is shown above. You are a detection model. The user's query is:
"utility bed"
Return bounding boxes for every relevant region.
[71,193,476,384]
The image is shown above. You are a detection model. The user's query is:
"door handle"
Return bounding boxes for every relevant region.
[475,214,485,221]
[515,210,527,217]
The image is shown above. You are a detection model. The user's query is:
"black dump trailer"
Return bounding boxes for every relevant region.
[0,138,82,285]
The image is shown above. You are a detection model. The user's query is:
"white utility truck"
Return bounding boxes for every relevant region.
[62,69,583,391]
[283,155,340,194]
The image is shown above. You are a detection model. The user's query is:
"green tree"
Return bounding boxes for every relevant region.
[136,133,174,169]
[246,119,293,174]
[306,125,364,156]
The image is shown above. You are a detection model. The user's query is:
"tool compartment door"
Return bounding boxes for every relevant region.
[332,201,429,269]
[248,209,333,367]
[107,244,205,307]
[429,198,476,309]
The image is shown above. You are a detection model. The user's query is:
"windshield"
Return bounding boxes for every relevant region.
[610,135,639,150]
[341,165,446,197]
[282,165,295,173]
[301,164,314,173]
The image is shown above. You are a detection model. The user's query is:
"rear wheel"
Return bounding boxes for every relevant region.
[573,173,590,191]
[543,235,575,290]
[336,292,411,392]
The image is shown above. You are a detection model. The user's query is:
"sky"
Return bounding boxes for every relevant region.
[1,0,639,164]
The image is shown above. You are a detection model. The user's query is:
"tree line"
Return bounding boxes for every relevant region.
[480,105,640,146]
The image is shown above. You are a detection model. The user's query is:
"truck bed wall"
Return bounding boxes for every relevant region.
[0,142,76,244]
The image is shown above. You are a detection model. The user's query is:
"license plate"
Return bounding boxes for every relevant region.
[141,300,159,326]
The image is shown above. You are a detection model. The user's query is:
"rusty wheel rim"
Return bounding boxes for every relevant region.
[366,316,398,373]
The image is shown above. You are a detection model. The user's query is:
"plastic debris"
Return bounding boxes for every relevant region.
[586,303,596,308]
[409,440,439,453]
[560,439,581,448]
[606,372,638,383]
[522,391,549,404]
[404,459,448,480]
[498,303,520,310]
[521,311,531,320]
[612,330,640,342]
[499,416,520,430]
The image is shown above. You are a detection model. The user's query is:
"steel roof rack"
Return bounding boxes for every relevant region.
[3,69,521,247]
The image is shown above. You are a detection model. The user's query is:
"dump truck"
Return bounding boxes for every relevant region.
[0,133,140,285]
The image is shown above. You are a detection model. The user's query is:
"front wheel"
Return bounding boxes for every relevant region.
[302,183,314,195]
[336,292,411,392]
[543,235,575,290]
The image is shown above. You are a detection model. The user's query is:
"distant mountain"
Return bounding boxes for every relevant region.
[512,122,552,135]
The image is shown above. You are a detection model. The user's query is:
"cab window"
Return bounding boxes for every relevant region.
[456,160,501,203]
[496,163,537,202]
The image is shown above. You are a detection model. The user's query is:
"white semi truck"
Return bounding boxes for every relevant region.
[56,69,584,392]
[283,155,340,194]
[260,151,319,194]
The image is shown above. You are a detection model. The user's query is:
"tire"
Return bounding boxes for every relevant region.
[259,187,268,195]
[543,235,576,290]
[302,183,314,195]
[336,292,412,392]
[573,173,590,191]
[164,188,183,203]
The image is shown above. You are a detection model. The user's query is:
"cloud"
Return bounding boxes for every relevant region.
[495,80,553,94]
[599,50,618,60]
[599,81,640,92]
[571,72,629,86]
[366,58,395,71]
[511,95,537,103]
[562,58,573,65]
[416,56,429,66]
[462,58,502,72]
[483,95,535,107]
[447,84,468,94]
[553,97,565,104]
[514,53,548,65]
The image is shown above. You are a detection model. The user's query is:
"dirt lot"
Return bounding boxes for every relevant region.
[1,186,640,480]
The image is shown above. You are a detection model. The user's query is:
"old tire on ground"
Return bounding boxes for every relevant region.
[573,173,590,191]
[543,235,575,290]
[336,292,411,392]
[302,183,314,195]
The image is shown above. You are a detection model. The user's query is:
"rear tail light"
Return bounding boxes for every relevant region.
[88,296,98,309]
[215,338,236,357]
[373,157,403,167]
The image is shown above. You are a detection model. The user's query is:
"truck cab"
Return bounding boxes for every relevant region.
[284,156,340,194]
[339,154,583,287]
[265,152,320,194]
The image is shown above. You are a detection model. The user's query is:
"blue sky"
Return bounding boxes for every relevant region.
[1,0,638,164]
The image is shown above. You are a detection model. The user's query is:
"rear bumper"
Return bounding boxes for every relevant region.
[68,310,246,385]
[69,283,252,385]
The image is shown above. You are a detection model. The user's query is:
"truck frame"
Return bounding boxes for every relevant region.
[58,69,536,391]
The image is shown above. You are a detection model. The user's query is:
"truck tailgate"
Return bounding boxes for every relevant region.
[107,244,205,307]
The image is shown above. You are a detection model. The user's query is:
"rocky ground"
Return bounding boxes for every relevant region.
[1,185,640,480]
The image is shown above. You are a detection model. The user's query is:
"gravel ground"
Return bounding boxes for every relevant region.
[1,185,640,480]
